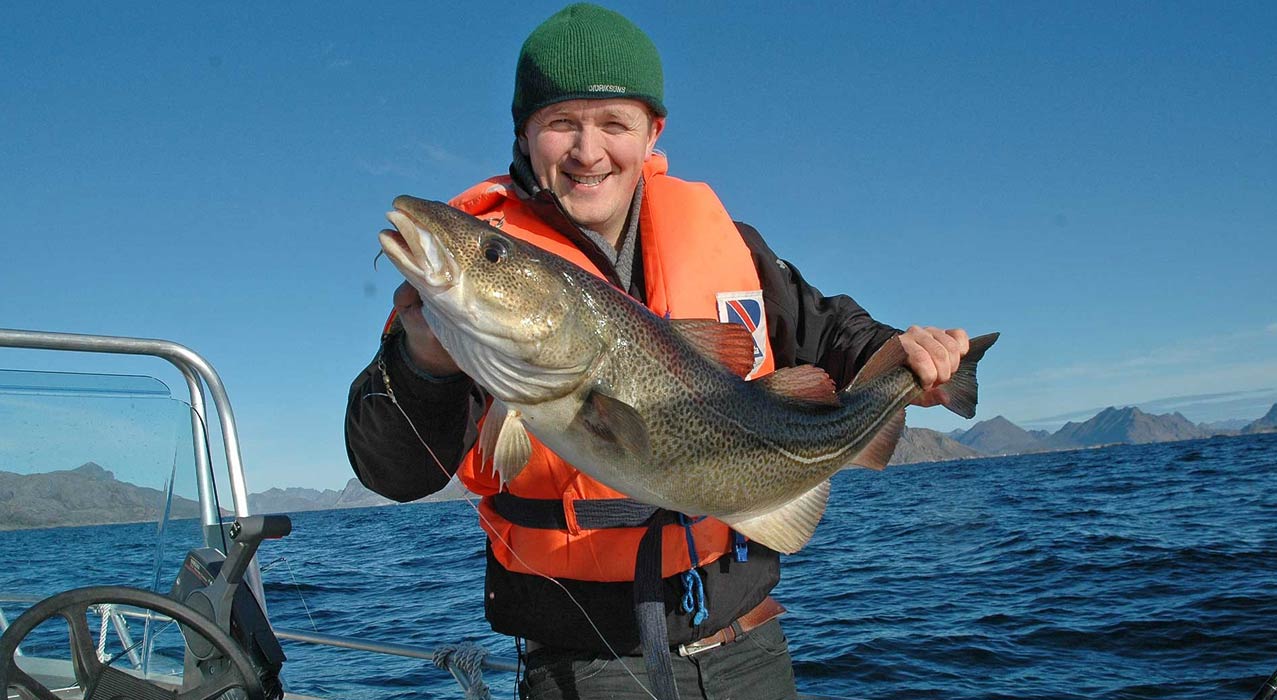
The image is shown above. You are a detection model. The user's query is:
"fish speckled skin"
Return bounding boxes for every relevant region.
[380,196,998,553]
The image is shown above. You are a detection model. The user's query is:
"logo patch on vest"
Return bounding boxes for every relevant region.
[716,291,768,379]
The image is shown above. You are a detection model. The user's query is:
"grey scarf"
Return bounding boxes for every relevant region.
[509,143,642,292]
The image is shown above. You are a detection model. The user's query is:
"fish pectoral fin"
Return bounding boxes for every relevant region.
[850,408,905,471]
[757,365,840,407]
[477,401,507,477]
[670,318,757,378]
[479,402,532,485]
[572,390,652,459]
[493,410,532,487]
[724,481,830,554]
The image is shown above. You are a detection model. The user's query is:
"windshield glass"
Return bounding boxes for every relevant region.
[0,368,223,685]
[0,368,216,594]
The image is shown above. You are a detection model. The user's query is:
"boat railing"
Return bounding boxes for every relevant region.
[0,329,249,536]
[270,626,518,695]
[1,590,518,696]
[0,328,522,698]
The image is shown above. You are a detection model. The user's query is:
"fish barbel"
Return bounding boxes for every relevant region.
[379,196,998,553]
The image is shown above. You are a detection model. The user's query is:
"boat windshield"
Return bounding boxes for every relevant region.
[0,368,217,683]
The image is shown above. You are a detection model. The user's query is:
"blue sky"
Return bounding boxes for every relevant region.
[2,2,1274,491]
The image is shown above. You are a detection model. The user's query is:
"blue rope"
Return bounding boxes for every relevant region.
[677,514,709,626]
[680,570,708,626]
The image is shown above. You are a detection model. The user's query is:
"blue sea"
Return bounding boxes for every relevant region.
[3,432,1275,699]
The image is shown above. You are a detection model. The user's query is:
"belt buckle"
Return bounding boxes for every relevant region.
[677,639,722,657]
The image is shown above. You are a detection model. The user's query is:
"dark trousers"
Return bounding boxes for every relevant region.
[519,619,798,700]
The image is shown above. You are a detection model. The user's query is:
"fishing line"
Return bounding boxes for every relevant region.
[101,610,178,671]
[260,556,320,634]
[362,387,658,700]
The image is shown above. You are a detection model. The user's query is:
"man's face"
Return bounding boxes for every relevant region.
[520,98,664,243]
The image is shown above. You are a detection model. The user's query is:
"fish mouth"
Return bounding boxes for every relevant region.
[379,207,460,291]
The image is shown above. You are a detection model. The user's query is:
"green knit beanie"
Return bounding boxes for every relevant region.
[512,3,666,132]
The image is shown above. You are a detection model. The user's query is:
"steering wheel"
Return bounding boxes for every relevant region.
[0,585,264,700]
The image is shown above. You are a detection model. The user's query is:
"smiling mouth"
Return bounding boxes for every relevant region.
[566,173,609,186]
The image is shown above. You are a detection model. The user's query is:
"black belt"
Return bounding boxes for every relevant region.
[490,492,659,530]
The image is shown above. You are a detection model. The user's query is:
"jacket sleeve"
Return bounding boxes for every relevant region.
[344,330,487,501]
[735,222,901,389]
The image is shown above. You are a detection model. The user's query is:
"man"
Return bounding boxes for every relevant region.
[346,4,969,698]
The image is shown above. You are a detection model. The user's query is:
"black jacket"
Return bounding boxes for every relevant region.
[344,218,899,651]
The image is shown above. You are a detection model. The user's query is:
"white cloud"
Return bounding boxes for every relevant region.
[415,140,470,166]
[357,141,478,179]
[357,157,420,179]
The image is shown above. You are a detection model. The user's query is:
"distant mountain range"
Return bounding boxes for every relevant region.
[889,427,982,465]
[1241,403,1277,434]
[247,476,470,513]
[0,462,203,531]
[0,465,468,531]
[882,401,1276,464]
[6,403,1275,530]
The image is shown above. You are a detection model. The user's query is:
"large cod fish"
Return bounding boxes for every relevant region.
[380,196,998,553]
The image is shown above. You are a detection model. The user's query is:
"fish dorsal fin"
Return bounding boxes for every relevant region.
[571,389,652,459]
[757,365,840,407]
[724,480,830,554]
[670,318,757,378]
[478,401,532,486]
[849,334,909,389]
[851,408,905,471]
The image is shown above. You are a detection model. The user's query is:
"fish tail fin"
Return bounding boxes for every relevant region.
[938,333,999,419]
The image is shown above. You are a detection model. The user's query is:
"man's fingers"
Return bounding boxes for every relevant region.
[393,281,433,336]
[901,325,977,390]
[900,328,940,389]
[921,333,953,385]
[393,280,422,310]
[933,331,962,376]
[912,326,955,386]
[389,281,462,375]
[902,326,973,408]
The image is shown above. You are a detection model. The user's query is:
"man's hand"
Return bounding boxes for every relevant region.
[899,325,970,408]
[394,281,463,376]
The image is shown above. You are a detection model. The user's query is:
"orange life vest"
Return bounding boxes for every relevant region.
[443,154,776,582]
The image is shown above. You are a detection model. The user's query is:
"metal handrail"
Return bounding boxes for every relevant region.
[272,627,519,672]
[0,328,264,604]
[2,592,518,683]
[0,329,250,524]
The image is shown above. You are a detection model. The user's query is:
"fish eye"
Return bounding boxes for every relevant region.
[481,236,510,264]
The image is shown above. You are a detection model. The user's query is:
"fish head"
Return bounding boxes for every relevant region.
[379,196,600,402]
